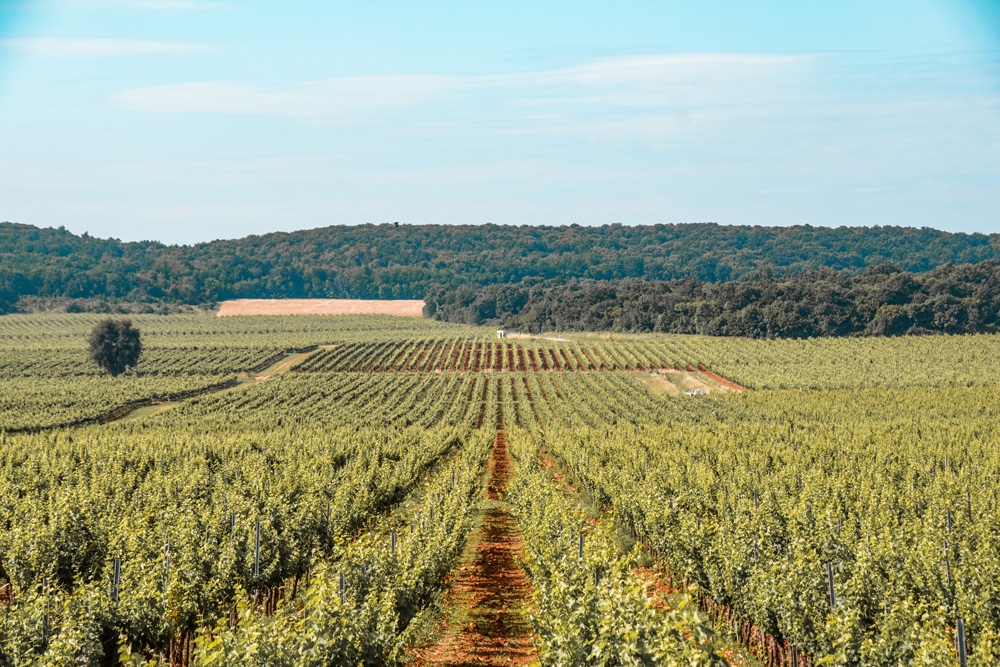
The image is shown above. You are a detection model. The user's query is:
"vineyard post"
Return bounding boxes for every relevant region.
[957,618,967,667]
[253,518,261,578]
[112,558,121,603]
[339,572,345,602]
[579,532,584,560]
[391,532,396,554]
[827,562,836,610]
[42,577,49,644]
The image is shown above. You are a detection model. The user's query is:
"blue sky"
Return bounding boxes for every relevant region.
[0,0,998,244]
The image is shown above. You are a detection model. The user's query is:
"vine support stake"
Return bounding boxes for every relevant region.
[42,577,49,643]
[827,562,836,610]
[253,518,261,578]
[958,618,967,667]
[112,558,121,603]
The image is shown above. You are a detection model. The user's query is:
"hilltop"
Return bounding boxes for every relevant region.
[2,221,998,315]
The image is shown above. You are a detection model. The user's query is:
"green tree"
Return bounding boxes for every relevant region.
[88,318,142,376]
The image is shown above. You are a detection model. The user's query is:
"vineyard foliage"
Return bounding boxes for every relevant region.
[1,312,999,665]
[505,423,730,666]
[0,375,236,431]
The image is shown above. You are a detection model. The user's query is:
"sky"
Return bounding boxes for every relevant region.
[0,1,998,245]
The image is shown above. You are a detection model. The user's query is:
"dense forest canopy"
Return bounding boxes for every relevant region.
[2,221,1000,338]
[426,261,1000,338]
[2,221,999,316]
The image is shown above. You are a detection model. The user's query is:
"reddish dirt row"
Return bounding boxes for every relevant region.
[634,568,747,666]
[697,364,746,392]
[475,379,490,428]
[410,431,537,667]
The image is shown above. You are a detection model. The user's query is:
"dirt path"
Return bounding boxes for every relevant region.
[117,349,319,423]
[410,431,537,667]
[254,349,315,380]
[697,364,746,392]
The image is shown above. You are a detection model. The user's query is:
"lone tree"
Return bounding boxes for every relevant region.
[88,319,142,376]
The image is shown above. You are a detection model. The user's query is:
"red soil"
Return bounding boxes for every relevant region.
[411,432,537,667]
[697,364,746,392]
[548,350,563,372]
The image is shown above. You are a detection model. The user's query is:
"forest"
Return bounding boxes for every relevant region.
[2,221,999,315]
[426,261,1000,337]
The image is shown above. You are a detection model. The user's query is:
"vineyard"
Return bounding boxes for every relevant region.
[0,313,998,665]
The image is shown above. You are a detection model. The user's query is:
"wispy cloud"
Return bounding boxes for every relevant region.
[110,53,805,121]
[43,0,230,10]
[117,0,229,8]
[0,37,214,58]
[114,75,463,120]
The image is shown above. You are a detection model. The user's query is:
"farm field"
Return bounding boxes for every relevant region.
[216,299,426,317]
[0,313,998,666]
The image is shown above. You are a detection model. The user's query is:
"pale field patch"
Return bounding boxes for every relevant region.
[217,299,425,317]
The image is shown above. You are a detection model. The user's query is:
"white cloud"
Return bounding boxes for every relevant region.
[0,37,214,58]
[42,0,229,10]
[113,75,462,120]
[109,53,804,121]
[532,53,808,85]
[118,0,229,8]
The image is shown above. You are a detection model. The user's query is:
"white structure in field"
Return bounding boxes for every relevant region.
[685,388,708,396]
[497,330,505,339]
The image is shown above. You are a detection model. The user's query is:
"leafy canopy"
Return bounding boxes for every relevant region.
[88,318,142,376]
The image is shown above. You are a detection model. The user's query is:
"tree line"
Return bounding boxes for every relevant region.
[2,221,1000,314]
[425,261,1000,338]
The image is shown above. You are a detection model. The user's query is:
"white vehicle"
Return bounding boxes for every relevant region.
[685,388,708,396]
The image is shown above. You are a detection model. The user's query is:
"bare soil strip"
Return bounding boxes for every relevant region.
[697,363,746,392]
[116,349,319,423]
[635,372,681,396]
[254,349,316,380]
[410,431,537,667]
[217,298,424,317]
